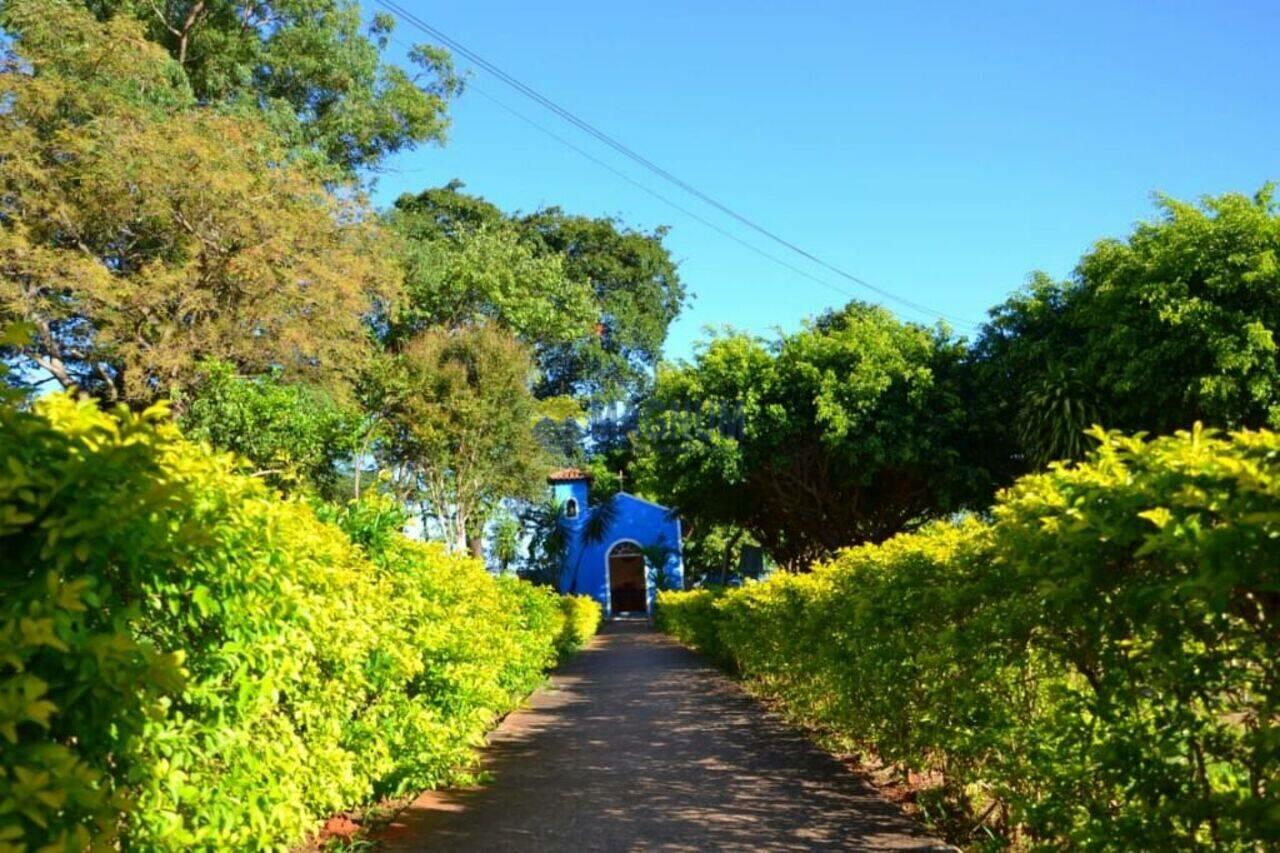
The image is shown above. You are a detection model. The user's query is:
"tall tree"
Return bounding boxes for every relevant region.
[386,207,596,349]
[369,324,548,554]
[77,0,461,175]
[521,208,685,405]
[0,0,397,402]
[972,187,1280,475]
[633,303,977,570]
[387,183,686,407]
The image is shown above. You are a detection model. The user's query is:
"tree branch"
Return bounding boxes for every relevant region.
[146,0,183,38]
[177,1,208,66]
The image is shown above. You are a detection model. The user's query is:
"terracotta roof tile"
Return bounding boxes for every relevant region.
[547,467,592,483]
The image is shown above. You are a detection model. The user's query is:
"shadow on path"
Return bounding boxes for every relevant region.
[378,619,950,852]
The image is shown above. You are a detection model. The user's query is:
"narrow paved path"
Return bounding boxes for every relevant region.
[379,620,949,852]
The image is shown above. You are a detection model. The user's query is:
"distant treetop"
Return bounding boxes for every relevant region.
[66,0,462,176]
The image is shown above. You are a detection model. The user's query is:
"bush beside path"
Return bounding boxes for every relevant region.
[0,394,601,850]
[658,425,1280,850]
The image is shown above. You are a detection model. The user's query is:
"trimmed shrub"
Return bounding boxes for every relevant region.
[657,425,1279,849]
[0,394,598,850]
[653,587,729,667]
[556,595,603,657]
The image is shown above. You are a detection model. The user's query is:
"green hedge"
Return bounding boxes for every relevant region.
[653,587,729,667]
[0,393,600,850]
[658,425,1278,849]
[556,594,604,657]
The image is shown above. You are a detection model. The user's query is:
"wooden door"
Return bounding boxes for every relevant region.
[608,545,647,613]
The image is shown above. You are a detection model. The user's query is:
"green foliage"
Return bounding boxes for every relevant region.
[653,588,729,668]
[387,212,596,350]
[517,496,569,588]
[179,360,362,497]
[388,184,686,408]
[489,510,522,574]
[0,0,397,403]
[0,393,597,849]
[639,541,680,593]
[974,187,1280,477]
[313,490,410,557]
[555,596,603,658]
[657,425,1280,849]
[679,523,753,587]
[521,208,686,405]
[580,409,638,497]
[1012,362,1098,467]
[365,324,550,553]
[77,0,461,175]
[634,302,978,569]
[0,396,186,849]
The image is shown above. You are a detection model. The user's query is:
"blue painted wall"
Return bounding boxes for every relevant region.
[551,480,589,520]
[554,479,683,616]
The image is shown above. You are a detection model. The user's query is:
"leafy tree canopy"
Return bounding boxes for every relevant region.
[387,206,596,349]
[521,208,686,405]
[679,522,756,588]
[179,360,361,497]
[633,302,977,569]
[973,187,1280,472]
[75,0,461,175]
[363,324,548,554]
[388,183,686,407]
[0,0,397,403]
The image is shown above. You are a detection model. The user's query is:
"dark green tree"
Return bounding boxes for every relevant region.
[517,496,568,587]
[520,208,685,405]
[973,187,1280,476]
[633,302,977,570]
[489,510,521,574]
[679,522,754,587]
[386,197,595,349]
[178,361,361,498]
[386,183,686,408]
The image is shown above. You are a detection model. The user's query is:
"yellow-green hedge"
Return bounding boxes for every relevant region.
[653,588,728,666]
[0,394,598,850]
[658,425,1279,849]
[556,594,603,656]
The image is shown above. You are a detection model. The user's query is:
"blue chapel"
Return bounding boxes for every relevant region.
[549,468,684,616]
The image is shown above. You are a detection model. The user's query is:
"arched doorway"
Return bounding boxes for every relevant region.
[607,541,647,614]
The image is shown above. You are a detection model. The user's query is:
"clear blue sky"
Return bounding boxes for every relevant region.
[366,0,1279,360]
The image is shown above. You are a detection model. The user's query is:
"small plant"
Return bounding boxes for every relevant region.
[640,541,681,593]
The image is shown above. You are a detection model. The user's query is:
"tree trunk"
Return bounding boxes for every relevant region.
[719,528,745,586]
[177,1,207,65]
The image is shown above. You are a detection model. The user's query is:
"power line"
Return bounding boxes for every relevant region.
[385,35,871,308]
[382,35,871,307]
[467,84,896,308]
[374,0,977,329]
